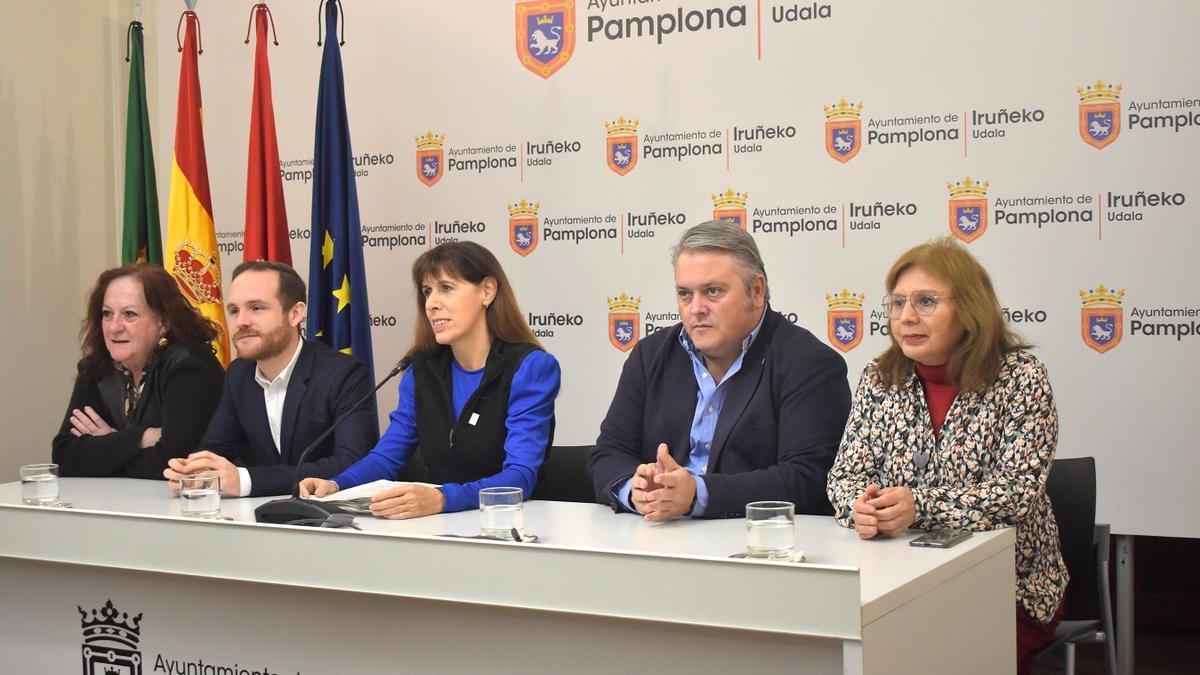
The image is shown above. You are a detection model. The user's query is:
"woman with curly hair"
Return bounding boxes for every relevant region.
[52,264,224,479]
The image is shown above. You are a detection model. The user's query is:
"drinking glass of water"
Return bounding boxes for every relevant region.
[20,463,59,506]
[179,473,221,518]
[479,487,523,539]
[745,501,795,560]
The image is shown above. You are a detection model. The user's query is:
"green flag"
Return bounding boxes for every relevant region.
[122,20,162,264]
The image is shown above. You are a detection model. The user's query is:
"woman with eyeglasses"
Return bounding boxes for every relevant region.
[826,237,1066,675]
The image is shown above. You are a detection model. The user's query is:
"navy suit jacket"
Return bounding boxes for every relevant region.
[588,309,851,518]
[200,340,379,497]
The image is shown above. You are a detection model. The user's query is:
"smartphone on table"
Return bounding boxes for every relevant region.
[909,529,972,548]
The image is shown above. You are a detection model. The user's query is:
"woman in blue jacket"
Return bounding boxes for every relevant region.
[300,242,560,518]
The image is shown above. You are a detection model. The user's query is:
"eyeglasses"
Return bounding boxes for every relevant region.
[880,292,952,318]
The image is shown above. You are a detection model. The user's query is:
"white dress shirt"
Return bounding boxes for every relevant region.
[236,340,303,497]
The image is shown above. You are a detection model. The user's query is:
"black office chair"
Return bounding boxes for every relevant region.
[532,445,597,503]
[1034,456,1118,675]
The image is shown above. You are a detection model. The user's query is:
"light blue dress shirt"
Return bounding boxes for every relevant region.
[616,310,765,517]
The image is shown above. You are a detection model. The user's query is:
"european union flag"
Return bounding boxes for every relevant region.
[307,0,374,375]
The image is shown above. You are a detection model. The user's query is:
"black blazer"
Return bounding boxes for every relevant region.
[588,309,851,518]
[200,340,378,497]
[52,341,225,479]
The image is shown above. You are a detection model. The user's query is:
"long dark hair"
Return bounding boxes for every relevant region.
[407,242,539,357]
[78,264,220,379]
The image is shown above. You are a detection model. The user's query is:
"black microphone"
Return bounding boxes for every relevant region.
[254,355,411,525]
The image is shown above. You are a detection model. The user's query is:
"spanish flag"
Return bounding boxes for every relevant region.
[165,9,230,366]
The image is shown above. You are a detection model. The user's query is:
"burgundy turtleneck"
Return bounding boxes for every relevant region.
[915,362,959,438]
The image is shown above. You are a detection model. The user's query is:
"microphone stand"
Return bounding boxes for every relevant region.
[253,356,410,525]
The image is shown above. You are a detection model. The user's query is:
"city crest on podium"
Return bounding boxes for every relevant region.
[79,600,143,675]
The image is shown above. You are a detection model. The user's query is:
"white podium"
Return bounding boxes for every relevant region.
[0,478,1014,674]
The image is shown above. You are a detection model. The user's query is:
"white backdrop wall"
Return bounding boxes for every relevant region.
[1,0,124,479]
[145,0,1200,537]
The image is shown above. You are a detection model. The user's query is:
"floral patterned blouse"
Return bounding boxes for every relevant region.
[827,350,1067,623]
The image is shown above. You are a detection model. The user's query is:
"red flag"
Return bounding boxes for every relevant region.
[243,3,291,263]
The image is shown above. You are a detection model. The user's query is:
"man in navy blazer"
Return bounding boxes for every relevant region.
[164,261,377,498]
[588,221,851,519]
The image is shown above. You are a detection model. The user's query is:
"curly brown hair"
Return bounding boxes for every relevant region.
[78,264,220,379]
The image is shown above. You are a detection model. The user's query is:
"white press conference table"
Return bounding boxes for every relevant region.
[0,478,1015,674]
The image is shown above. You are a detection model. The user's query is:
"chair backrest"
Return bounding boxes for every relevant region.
[532,445,597,503]
[1044,456,1097,620]
[394,418,557,487]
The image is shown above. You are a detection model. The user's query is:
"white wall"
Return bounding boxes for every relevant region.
[145,1,1200,537]
[0,1,124,478]
[3,1,1197,537]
